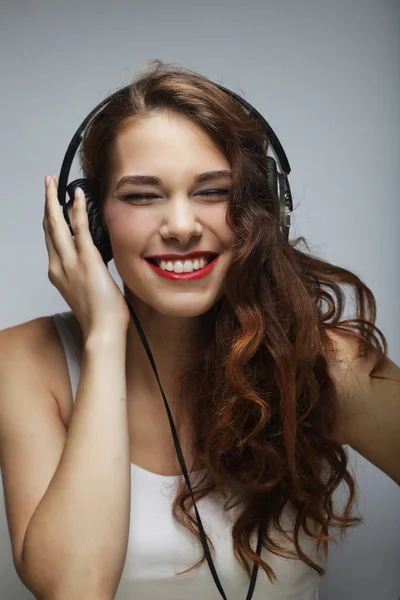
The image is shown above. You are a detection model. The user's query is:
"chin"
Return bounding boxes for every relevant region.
[155,302,216,319]
[122,281,224,319]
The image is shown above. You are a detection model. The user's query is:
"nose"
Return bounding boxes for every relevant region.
[159,196,203,244]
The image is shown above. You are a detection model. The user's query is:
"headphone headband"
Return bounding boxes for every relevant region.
[57,79,293,226]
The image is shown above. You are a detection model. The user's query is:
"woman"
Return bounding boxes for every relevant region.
[0,60,399,600]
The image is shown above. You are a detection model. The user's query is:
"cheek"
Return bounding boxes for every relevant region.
[207,204,236,247]
[223,224,236,247]
[106,211,146,251]
[220,212,237,248]
[105,205,236,253]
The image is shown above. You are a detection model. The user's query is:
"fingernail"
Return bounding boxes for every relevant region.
[45,175,51,186]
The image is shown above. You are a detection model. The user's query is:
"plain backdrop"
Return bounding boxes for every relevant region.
[0,1,399,599]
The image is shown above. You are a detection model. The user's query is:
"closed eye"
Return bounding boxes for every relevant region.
[122,190,229,202]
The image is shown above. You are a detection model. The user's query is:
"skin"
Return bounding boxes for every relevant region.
[102,111,236,414]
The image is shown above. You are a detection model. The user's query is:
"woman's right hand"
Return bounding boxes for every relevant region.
[43,174,131,341]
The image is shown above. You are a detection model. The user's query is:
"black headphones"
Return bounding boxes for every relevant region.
[57,81,293,265]
[56,78,294,600]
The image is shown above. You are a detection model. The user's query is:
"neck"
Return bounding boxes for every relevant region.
[124,289,200,408]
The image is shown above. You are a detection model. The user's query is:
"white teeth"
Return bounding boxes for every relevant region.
[158,257,209,273]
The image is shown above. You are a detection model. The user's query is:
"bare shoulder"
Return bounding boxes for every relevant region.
[0,316,77,581]
[0,316,74,429]
[324,327,400,486]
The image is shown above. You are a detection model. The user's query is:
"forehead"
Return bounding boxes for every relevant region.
[111,112,230,178]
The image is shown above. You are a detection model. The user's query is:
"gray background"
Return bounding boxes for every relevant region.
[0,0,399,598]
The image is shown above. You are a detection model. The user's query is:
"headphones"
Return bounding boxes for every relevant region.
[57,81,293,266]
[56,78,294,600]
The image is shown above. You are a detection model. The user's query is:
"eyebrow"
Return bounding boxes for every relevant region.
[115,170,233,191]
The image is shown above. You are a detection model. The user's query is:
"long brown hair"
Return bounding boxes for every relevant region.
[80,59,390,582]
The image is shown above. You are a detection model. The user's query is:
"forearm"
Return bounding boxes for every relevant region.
[21,333,130,599]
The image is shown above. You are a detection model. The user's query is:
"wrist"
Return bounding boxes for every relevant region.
[84,328,128,350]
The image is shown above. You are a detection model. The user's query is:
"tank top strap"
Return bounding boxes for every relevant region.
[52,310,83,402]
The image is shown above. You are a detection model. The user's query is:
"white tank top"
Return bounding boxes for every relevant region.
[52,310,322,600]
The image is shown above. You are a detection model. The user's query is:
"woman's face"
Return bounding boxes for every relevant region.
[102,111,236,319]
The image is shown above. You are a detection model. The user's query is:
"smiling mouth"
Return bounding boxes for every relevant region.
[145,254,219,267]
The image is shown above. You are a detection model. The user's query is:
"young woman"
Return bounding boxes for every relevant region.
[0,61,399,600]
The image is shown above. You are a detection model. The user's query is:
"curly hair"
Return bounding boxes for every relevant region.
[79,59,390,583]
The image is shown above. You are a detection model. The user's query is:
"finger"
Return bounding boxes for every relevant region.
[70,186,98,256]
[43,214,62,270]
[45,175,77,263]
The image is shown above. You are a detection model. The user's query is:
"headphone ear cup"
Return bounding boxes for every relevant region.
[65,178,113,265]
[266,157,289,239]
[266,155,278,200]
